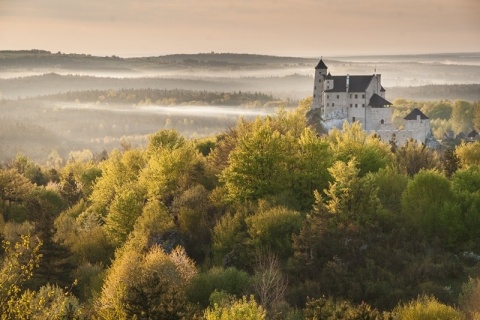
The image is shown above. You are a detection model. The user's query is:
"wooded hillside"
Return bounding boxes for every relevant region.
[1,100,479,319]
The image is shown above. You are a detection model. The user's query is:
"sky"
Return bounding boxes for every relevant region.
[0,0,479,57]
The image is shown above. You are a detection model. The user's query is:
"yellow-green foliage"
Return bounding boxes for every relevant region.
[220,117,289,202]
[89,149,145,217]
[0,235,42,318]
[392,295,464,320]
[456,141,480,168]
[9,283,83,320]
[97,245,197,320]
[327,122,393,176]
[204,295,266,320]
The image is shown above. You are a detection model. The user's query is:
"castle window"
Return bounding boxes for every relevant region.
[362,94,365,99]
[327,95,329,99]
[355,104,358,108]
[327,103,329,106]
[319,79,321,83]
[350,94,352,98]
[332,103,335,107]
[352,117,356,122]
[314,94,316,98]
[350,104,352,108]
[315,86,316,89]
[355,94,358,99]
[362,104,365,107]
[337,95,339,99]
[381,119,385,124]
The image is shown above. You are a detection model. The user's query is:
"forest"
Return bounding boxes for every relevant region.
[1,99,480,319]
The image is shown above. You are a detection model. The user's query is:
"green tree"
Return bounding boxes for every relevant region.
[10,283,83,320]
[145,129,186,157]
[0,235,42,317]
[451,100,473,133]
[140,136,199,205]
[246,206,303,260]
[292,128,334,210]
[60,159,101,201]
[25,188,73,289]
[424,100,453,120]
[473,101,480,131]
[0,169,33,222]
[395,139,440,177]
[89,149,145,217]
[323,159,383,225]
[366,167,408,215]
[103,184,145,247]
[114,199,176,262]
[220,118,289,203]
[401,170,462,244]
[186,267,251,308]
[172,184,214,263]
[59,172,83,206]
[455,141,480,168]
[11,154,48,186]
[451,167,480,246]
[97,246,196,320]
[54,200,114,265]
[212,212,250,270]
[327,122,393,176]
[442,147,460,178]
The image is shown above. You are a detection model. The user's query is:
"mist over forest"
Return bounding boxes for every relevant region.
[1,50,480,163]
[1,50,480,318]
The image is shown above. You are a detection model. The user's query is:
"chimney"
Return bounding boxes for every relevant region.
[346,74,350,92]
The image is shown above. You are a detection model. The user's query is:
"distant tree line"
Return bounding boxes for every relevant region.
[0,50,315,72]
[41,89,283,107]
[389,84,480,102]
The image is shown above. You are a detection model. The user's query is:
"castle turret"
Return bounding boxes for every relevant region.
[313,58,328,109]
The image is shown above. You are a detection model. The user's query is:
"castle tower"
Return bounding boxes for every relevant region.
[313,58,328,109]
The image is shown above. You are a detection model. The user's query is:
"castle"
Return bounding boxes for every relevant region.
[312,58,432,146]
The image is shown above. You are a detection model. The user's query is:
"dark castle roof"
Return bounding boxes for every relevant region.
[325,75,374,93]
[369,93,392,107]
[468,130,479,138]
[404,108,429,120]
[315,59,328,69]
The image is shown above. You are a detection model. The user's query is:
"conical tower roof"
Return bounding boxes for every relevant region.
[315,58,328,69]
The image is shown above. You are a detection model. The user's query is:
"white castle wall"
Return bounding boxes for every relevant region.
[365,108,392,131]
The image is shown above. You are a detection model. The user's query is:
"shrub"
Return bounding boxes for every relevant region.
[392,295,464,320]
[204,295,266,320]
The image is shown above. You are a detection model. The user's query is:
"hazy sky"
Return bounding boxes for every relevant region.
[0,0,479,57]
